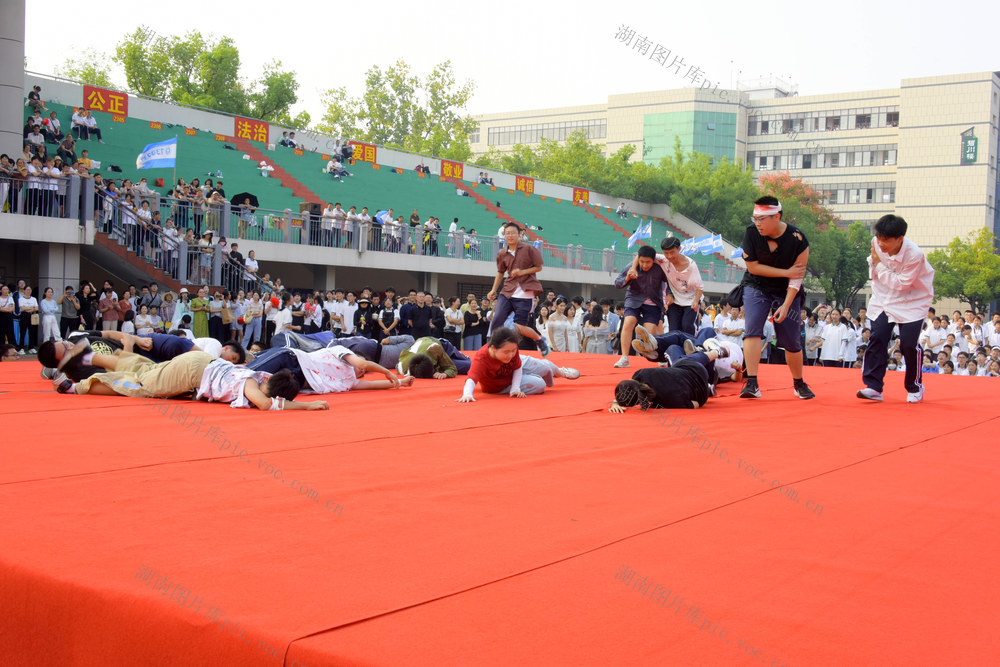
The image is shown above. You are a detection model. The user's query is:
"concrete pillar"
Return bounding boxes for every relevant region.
[0,0,26,157]
[324,265,337,291]
[38,243,80,291]
[580,284,593,301]
[425,272,439,296]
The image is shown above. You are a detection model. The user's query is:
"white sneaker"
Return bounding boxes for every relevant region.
[631,326,657,355]
[613,357,630,368]
[558,367,580,379]
[857,387,883,401]
[907,385,924,403]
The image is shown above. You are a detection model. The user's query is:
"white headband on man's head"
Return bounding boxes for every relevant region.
[753,203,782,216]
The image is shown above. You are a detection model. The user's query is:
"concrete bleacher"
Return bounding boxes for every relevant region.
[264,148,498,234]
[27,98,739,283]
[30,102,300,213]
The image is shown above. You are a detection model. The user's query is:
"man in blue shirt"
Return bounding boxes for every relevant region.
[613,245,667,368]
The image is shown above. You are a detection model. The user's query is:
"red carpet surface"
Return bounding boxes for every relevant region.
[1,352,998,666]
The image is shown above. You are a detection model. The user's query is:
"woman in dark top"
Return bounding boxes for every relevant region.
[463,298,484,351]
[77,282,98,330]
[609,343,730,413]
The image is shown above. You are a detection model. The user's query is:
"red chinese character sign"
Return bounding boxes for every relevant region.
[234,117,269,143]
[573,188,589,204]
[84,85,129,123]
[515,175,535,195]
[350,142,377,163]
[441,159,464,179]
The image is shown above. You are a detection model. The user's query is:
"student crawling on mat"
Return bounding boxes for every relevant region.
[49,339,330,410]
[456,327,579,402]
[609,339,730,413]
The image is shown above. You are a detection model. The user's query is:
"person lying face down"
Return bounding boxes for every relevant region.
[247,343,414,393]
[50,339,329,411]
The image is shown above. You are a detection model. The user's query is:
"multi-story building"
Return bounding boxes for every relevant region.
[473,72,1000,250]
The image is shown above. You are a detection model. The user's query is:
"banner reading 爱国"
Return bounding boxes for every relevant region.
[441,160,464,179]
[84,85,128,123]
[515,175,534,195]
[235,117,269,144]
[350,141,377,163]
[573,188,589,204]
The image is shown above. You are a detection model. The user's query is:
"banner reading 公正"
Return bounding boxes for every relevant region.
[515,175,535,195]
[235,117,269,143]
[350,141,377,163]
[441,160,464,179]
[83,85,129,123]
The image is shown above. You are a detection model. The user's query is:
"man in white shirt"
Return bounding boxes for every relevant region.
[330,202,348,247]
[83,110,103,143]
[71,108,89,140]
[341,291,358,336]
[919,317,947,355]
[321,203,337,247]
[858,215,934,403]
[327,288,346,336]
[448,218,459,255]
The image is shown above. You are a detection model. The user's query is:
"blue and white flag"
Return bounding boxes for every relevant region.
[136,137,177,170]
[699,234,724,255]
[731,247,744,259]
[627,221,652,249]
[680,237,697,256]
[375,210,390,224]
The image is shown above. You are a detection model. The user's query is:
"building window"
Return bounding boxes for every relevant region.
[707,123,716,131]
[855,114,871,129]
[886,111,899,127]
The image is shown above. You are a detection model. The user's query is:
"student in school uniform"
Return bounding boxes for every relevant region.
[857,215,935,403]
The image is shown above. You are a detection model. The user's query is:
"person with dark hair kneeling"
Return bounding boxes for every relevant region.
[609,341,729,413]
[457,328,578,402]
[397,336,472,379]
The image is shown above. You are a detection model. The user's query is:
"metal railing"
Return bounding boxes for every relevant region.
[1,178,744,285]
[0,173,82,220]
[93,188,262,293]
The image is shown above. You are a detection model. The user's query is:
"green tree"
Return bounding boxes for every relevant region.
[807,222,871,308]
[927,228,1000,313]
[662,141,760,243]
[317,60,476,161]
[110,26,300,123]
[55,48,117,88]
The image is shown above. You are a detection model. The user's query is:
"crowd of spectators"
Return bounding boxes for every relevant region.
[4,272,999,380]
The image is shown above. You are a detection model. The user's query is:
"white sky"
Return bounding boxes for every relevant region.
[24,0,1000,122]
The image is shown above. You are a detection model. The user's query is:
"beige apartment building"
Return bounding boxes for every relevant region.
[473,72,1000,251]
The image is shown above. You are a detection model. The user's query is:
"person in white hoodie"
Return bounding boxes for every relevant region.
[858,215,935,403]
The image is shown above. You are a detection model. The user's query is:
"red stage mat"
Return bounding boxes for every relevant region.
[1,354,998,665]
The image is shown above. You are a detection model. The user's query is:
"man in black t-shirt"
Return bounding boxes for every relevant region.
[738,195,815,400]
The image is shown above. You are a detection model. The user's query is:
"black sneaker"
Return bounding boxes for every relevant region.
[794,382,816,400]
[536,337,550,357]
[52,371,74,394]
[740,379,761,399]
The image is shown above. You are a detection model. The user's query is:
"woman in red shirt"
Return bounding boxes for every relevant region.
[457,328,578,402]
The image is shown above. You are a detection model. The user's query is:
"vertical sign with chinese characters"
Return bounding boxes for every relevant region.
[515,175,535,195]
[573,188,589,204]
[234,117,269,144]
[349,141,377,163]
[84,85,129,123]
[440,159,464,179]
[960,128,978,165]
